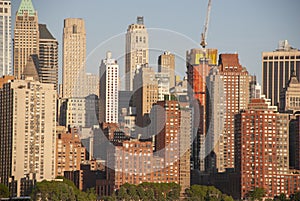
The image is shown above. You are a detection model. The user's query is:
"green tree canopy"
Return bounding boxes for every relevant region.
[31,178,97,201]
[0,183,9,199]
[114,182,180,201]
[185,185,233,201]
[248,188,266,201]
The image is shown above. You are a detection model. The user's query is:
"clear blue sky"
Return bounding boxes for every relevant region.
[12,0,300,85]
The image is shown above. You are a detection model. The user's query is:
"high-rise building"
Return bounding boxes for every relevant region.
[13,0,39,79]
[99,52,119,124]
[158,51,175,88]
[0,64,56,196]
[154,99,180,184]
[262,40,300,107]
[86,73,99,97]
[62,18,86,98]
[38,24,58,90]
[56,127,87,177]
[235,98,295,199]
[206,54,250,172]
[178,101,192,196]
[0,0,11,76]
[186,48,218,171]
[133,64,158,128]
[279,72,300,113]
[206,66,225,172]
[125,16,149,91]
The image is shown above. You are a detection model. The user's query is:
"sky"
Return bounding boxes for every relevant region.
[11,0,300,85]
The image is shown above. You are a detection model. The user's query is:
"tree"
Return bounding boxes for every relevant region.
[293,191,300,201]
[117,186,129,201]
[185,185,233,201]
[248,188,266,201]
[31,178,97,201]
[274,193,288,201]
[0,183,9,198]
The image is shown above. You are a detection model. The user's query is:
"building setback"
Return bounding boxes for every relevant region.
[0,0,11,76]
[235,98,299,199]
[13,0,39,79]
[125,16,149,91]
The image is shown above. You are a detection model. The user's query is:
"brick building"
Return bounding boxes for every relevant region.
[56,127,87,177]
[235,98,300,198]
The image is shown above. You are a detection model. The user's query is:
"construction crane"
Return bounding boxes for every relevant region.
[200,0,212,49]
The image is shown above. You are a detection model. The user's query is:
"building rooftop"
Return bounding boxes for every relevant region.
[17,0,36,16]
[39,24,55,40]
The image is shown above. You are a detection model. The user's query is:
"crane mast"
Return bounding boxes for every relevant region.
[200,0,212,49]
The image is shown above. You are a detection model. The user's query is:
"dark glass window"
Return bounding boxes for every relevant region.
[280,62,284,98]
[269,62,273,103]
[284,61,289,87]
[274,62,278,105]
[296,61,300,81]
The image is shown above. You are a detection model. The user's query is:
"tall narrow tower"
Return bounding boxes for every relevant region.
[206,54,250,172]
[0,0,11,76]
[38,24,58,90]
[13,0,39,79]
[62,18,86,98]
[99,51,119,123]
[125,16,149,91]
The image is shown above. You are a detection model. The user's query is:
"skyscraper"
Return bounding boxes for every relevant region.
[62,18,86,98]
[158,51,175,88]
[99,52,119,124]
[38,24,58,90]
[0,0,11,76]
[235,98,292,199]
[186,48,218,171]
[206,54,250,172]
[154,99,180,184]
[133,64,158,128]
[262,40,300,107]
[125,16,149,91]
[205,66,225,172]
[13,0,39,79]
[187,59,210,171]
[0,63,56,196]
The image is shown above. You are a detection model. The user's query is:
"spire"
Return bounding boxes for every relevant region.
[17,0,36,16]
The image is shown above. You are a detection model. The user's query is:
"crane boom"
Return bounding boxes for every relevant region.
[200,0,212,48]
